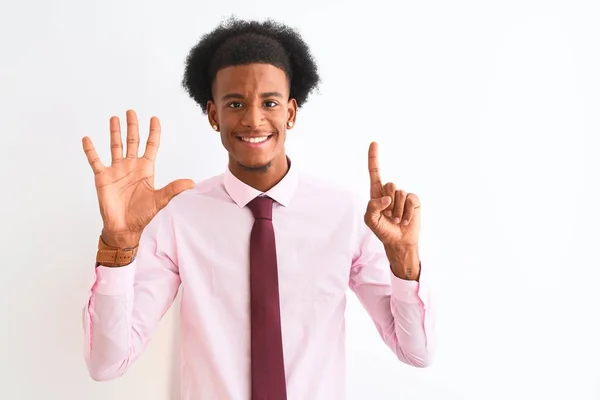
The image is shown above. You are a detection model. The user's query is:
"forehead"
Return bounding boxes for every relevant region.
[212,63,289,96]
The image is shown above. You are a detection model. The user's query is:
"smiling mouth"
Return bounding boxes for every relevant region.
[236,135,274,144]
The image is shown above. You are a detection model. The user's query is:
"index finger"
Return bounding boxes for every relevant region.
[143,116,161,161]
[368,141,382,198]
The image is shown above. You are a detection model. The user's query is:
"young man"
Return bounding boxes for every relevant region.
[81,17,434,400]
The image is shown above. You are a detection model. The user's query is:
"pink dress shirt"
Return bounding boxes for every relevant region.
[82,160,434,400]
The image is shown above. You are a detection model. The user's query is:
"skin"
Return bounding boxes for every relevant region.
[206,63,297,192]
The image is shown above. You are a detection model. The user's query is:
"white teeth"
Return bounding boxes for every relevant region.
[240,136,269,144]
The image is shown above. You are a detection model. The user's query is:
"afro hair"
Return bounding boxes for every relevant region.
[182,16,320,114]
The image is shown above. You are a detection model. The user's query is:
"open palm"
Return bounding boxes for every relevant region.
[82,110,194,246]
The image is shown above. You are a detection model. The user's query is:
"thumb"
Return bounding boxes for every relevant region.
[366,196,392,216]
[155,178,195,210]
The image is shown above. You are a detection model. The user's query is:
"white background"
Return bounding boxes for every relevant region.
[1,0,599,399]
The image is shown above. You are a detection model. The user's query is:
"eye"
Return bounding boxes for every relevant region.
[227,102,244,109]
[264,100,278,108]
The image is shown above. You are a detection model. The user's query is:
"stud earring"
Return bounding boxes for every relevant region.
[212,124,218,131]
[287,121,294,128]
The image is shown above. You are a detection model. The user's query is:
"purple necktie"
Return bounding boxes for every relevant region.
[247,196,287,400]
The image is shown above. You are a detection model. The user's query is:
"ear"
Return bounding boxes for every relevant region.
[207,100,218,129]
[286,98,298,128]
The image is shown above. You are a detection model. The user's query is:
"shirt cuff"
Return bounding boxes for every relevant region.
[92,261,136,295]
[390,272,423,304]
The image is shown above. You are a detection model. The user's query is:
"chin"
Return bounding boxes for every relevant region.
[232,148,279,169]
[237,157,273,172]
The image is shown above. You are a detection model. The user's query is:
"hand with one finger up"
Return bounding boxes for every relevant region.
[364,142,421,281]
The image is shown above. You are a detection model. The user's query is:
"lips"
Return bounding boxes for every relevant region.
[235,131,276,145]
[238,135,272,144]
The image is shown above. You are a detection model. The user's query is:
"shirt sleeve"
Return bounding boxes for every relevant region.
[348,218,435,368]
[82,210,181,381]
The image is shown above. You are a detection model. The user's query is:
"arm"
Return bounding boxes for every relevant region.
[82,210,180,381]
[349,221,434,368]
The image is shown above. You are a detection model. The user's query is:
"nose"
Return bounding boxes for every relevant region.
[240,104,266,129]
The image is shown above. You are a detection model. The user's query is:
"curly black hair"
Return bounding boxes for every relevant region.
[182,16,320,114]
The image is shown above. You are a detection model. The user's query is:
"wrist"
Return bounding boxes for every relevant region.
[385,243,420,281]
[97,234,139,268]
[101,229,140,249]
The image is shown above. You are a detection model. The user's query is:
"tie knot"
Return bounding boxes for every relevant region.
[248,196,274,220]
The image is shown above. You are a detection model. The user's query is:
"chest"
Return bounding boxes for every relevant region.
[174,202,356,309]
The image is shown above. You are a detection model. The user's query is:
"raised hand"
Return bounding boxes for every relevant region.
[364,142,421,247]
[82,110,195,248]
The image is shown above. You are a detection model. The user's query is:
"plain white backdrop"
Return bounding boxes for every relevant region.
[1,0,599,399]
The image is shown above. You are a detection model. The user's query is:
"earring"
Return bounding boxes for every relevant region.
[287,121,294,128]
[212,124,219,131]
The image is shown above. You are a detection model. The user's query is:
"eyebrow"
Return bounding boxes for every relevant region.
[220,92,284,101]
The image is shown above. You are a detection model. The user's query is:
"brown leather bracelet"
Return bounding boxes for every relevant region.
[96,236,139,267]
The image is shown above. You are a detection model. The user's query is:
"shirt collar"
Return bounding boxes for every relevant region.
[223,157,299,208]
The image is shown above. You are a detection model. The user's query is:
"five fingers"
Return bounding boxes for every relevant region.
[82,110,161,172]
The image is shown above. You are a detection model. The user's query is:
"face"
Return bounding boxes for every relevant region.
[207,63,297,171]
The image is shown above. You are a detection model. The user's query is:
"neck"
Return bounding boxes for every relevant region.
[229,153,289,192]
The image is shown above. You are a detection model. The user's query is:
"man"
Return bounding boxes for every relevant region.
[81,17,433,400]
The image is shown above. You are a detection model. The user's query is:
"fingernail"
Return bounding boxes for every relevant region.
[402,219,409,225]
[394,217,401,224]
